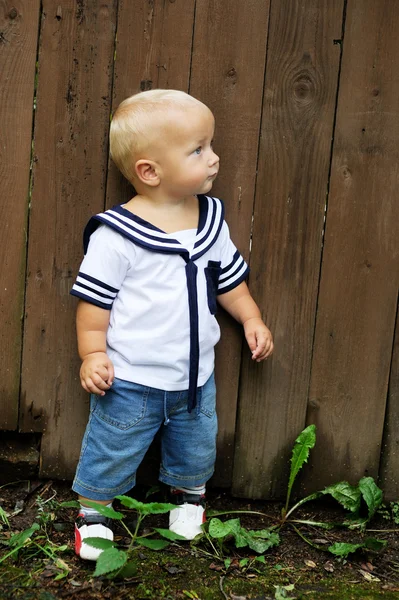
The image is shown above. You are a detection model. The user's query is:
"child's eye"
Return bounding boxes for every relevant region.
[194,146,202,155]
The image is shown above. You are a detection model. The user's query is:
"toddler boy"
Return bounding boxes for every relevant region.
[70,89,273,560]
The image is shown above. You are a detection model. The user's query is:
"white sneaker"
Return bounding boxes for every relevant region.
[75,513,114,561]
[169,503,206,540]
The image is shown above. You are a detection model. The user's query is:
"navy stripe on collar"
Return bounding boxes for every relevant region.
[83,195,224,258]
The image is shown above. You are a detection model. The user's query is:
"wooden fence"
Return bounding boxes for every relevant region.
[1,0,398,499]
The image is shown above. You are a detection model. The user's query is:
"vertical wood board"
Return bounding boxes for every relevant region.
[106,0,196,207]
[0,1,40,429]
[20,0,117,479]
[233,0,344,498]
[379,302,399,500]
[306,0,399,489]
[190,0,270,486]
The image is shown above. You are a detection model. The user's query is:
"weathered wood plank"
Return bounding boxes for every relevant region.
[189,0,270,486]
[380,303,399,501]
[19,1,117,479]
[106,0,196,207]
[0,1,40,429]
[305,0,399,490]
[232,0,344,498]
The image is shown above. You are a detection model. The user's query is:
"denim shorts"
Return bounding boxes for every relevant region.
[72,373,217,500]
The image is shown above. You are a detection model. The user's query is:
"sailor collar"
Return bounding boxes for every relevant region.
[83,194,224,261]
[83,194,225,413]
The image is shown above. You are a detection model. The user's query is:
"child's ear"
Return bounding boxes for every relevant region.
[135,160,160,187]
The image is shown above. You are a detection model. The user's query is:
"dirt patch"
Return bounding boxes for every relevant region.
[1,481,399,599]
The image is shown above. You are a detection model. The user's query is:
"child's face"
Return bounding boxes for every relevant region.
[154,105,219,198]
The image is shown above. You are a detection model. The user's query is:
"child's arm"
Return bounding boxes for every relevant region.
[76,300,115,396]
[217,282,273,362]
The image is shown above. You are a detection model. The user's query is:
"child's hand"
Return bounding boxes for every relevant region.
[243,318,274,362]
[80,352,115,396]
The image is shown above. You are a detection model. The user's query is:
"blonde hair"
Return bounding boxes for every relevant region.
[110,89,207,183]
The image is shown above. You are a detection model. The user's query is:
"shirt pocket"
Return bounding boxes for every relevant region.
[204,261,222,315]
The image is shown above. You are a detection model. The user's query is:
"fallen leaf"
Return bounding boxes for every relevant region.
[230,595,247,600]
[304,560,317,569]
[314,538,329,545]
[209,562,223,571]
[324,561,334,573]
[359,569,380,583]
[246,573,257,578]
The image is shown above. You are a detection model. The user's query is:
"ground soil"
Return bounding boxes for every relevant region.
[1,480,399,599]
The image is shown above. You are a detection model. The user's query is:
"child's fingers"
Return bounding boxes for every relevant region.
[106,361,115,385]
[245,331,257,353]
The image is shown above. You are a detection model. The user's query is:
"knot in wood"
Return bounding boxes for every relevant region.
[226,67,237,83]
[9,7,18,19]
[292,72,314,104]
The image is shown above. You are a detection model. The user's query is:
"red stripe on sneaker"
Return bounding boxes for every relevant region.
[75,524,82,555]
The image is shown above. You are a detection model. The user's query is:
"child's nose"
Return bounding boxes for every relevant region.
[209,150,219,166]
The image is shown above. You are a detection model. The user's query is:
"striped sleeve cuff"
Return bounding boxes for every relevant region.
[70,272,119,310]
[217,250,250,294]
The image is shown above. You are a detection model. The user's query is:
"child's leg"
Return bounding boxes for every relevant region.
[160,373,217,539]
[72,379,166,559]
[75,498,114,561]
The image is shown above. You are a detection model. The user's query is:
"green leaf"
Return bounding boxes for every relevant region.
[9,523,40,547]
[93,548,127,577]
[286,425,316,510]
[153,527,186,541]
[83,501,124,520]
[246,534,279,554]
[359,477,383,519]
[239,558,249,567]
[322,481,361,514]
[224,558,231,569]
[116,560,138,578]
[137,537,170,550]
[116,496,176,514]
[256,555,266,563]
[364,537,387,552]
[83,537,116,550]
[274,584,296,600]
[208,518,241,539]
[328,542,363,557]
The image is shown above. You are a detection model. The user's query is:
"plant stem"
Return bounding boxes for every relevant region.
[283,493,321,522]
[290,524,322,549]
[209,510,275,521]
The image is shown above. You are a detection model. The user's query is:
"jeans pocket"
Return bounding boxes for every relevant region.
[91,379,149,430]
[199,373,217,418]
[205,261,221,315]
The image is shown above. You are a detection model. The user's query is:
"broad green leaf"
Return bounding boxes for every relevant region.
[239,558,249,567]
[83,501,124,520]
[83,537,116,550]
[9,523,40,547]
[286,425,316,510]
[329,537,386,558]
[116,495,176,514]
[359,477,383,519]
[93,548,127,577]
[364,537,387,552]
[138,537,170,550]
[328,542,363,557]
[117,560,138,578]
[224,558,231,569]
[322,481,361,513]
[153,527,186,541]
[246,534,279,554]
[208,518,241,539]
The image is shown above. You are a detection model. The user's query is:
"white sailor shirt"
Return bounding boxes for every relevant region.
[70,195,249,411]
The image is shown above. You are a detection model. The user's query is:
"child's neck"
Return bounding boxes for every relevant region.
[123,193,199,234]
